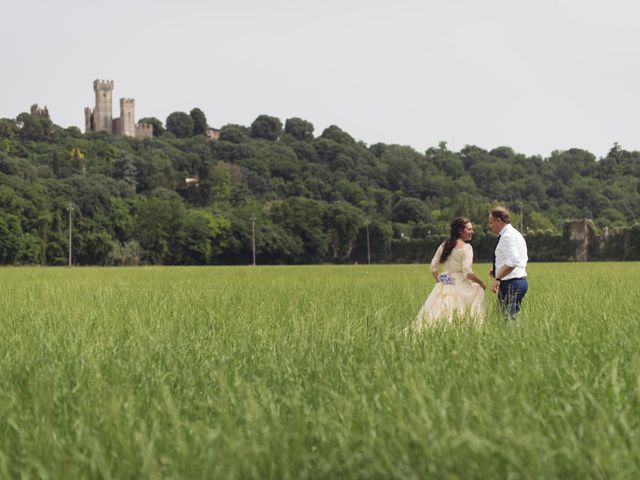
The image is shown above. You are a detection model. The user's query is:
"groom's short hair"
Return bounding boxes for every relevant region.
[490,206,511,224]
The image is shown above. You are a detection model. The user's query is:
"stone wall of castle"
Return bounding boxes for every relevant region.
[135,123,153,139]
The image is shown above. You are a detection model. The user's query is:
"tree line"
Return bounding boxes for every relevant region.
[0,109,638,265]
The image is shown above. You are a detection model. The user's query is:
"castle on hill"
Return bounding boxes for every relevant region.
[31,104,50,119]
[84,80,152,139]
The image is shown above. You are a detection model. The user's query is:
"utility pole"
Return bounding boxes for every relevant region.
[366,221,371,265]
[251,214,256,266]
[67,203,73,267]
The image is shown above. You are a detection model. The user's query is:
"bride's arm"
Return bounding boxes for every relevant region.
[430,243,444,281]
[463,245,486,289]
[466,271,486,289]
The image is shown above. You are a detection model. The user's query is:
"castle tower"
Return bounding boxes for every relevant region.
[84,107,94,132]
[30,104,50,119]
[93,79,114,133]
[119,98,136,137]
[83,79,151,138]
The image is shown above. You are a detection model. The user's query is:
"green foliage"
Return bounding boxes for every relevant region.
[392,197,429,223]
[284,117,314,142]
[0,118,18,139]
[250,115,283,141]
[326,201,365,260]
[109,239,142,265]
[271,197,330,262]
[528,211,559,232]
[190,108,208,136]
[177,209,229,264]
[208,161,232,203]
[138,117,165,136]
[0,211,21,262]
[0,113,638,265]
[321,125,355,144]
[166,111,195,138]
[16,112,54,142]
[219,124,250,144]
[133,189,186,264]
[524,230,566,261]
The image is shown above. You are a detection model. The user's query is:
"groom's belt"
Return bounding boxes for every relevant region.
[500,277,526,283]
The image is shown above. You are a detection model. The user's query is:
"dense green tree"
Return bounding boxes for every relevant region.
[325,201,364,260]
[0,211,21,263]
[209,162,233,203]
[16,112,54,142]
[17,232,45,264]
[0,118,18,140]
[166,112,195,138]
[284,117,314,142]
[108,197,134,242]
[271,197,331,263]
[321,125,354,144]
[218,124,250,144]
[74,217,114,265]
[250,115,283,141]
[377,145,423,195]
[190,108,208,136]
[392,197,428,223]
[133,189,187,264]
[177,209,229,264]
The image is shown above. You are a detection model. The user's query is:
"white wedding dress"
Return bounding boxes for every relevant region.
[412,243,486,330]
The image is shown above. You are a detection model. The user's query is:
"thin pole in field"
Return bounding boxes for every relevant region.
[366,221,371,265]
[251,214,256,266]
[67,202,73,267]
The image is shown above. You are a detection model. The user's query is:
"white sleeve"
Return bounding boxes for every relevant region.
[500,235,525,268]
[462,245,473,275]
[430,243,444,272]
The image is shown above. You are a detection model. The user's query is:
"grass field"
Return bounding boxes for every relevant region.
[1,263,639,479]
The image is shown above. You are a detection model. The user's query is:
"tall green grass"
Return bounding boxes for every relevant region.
[1,263,639,478]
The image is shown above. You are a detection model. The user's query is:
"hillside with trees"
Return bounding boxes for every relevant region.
[0,109,639,265]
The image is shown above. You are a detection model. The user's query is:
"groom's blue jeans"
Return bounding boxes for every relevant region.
[498,277,528,319]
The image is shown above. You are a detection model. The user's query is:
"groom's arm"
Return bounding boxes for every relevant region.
[495,265,515,281]
[491,265,516,293]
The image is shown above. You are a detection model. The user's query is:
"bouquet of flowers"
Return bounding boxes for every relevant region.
[438,273,455,285]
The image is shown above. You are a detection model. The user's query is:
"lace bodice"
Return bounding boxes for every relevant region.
[430,242,474,278]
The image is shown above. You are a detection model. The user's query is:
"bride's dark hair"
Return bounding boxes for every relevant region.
[440,217,470,263]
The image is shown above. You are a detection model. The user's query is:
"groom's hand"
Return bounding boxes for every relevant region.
[491,280,500,294]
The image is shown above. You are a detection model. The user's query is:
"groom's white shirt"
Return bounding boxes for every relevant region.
[495,224,528,280]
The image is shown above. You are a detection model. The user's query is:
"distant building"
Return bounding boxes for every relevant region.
[30,104,50,119]
[567,219,590,262]
[206,127,221,140]
[84,80,152,139]
[185,176,199,187]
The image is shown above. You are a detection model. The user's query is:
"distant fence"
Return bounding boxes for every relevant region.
[351,220,640,264]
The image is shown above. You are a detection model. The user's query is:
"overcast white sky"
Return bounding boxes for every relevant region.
[2,0,639,157]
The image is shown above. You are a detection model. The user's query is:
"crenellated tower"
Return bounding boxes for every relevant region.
[92,80,114,132]
[120,98,136,137]
[30,104,50,119]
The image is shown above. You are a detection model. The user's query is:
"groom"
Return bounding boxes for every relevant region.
[488,207,528,319]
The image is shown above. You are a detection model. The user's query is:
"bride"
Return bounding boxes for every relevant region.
[412,217,486,330]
